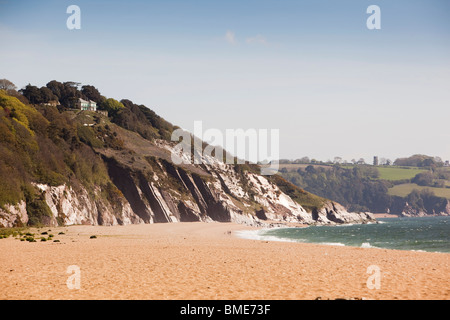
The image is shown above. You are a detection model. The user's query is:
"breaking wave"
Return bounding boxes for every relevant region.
[235,217,450,253]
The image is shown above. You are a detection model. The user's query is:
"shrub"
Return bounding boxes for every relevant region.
[0,228,26,238]
[23,185,53,226]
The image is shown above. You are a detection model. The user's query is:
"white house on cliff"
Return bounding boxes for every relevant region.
[77,98,97,111]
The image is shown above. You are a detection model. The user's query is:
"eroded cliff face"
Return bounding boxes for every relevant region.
[0,139,375,228]
[0,201,27,228]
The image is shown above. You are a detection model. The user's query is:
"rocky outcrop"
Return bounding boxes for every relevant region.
[312,201,375,224]
[390,196,450,217]
[0,201,28,228]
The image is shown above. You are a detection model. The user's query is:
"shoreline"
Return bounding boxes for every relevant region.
[372,213,400,219]
[1,222,449,300]
[236,227,450,255]
[246,217,450,254]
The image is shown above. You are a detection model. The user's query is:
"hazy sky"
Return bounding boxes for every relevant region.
[1,0,449,163]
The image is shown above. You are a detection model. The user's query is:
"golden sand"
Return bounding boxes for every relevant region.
[0,222,448,300]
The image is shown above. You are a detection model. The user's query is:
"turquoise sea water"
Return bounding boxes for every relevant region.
[237,216,450,253]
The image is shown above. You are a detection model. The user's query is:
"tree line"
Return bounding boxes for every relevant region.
[280,154,447,168]
[280,164,449,215]
[1,78,176,142]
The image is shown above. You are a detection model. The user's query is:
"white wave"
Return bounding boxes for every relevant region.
[320,242,346,247]
[360,242,380,249]
[234,230,303,243]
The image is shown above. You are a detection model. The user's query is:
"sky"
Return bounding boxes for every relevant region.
[1,0,449,163]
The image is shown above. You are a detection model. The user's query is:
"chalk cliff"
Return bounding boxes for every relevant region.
[0,135,375,228]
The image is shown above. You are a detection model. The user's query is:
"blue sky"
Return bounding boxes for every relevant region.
[1,0,449,162]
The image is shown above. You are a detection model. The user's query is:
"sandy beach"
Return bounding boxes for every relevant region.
[0,222,449,300]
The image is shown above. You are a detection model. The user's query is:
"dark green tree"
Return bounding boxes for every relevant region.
[20,84,42,104]
[81,85,104,104]
[39,87,57,103]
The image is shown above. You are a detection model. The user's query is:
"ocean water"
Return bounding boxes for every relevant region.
[237,216,450,253]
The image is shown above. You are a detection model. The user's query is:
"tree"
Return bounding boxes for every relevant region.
[394,154,439,167]
[434,157,443,166]
[45,80,82,108]
[333,156,342,164]
[422,158,435,168]
[81,85,104,104]
[39,87,57,103]
[99,98,124,114]
[19,84,58,104]
[305,165,316,174]
[61,82,81,107]
[46,80,65,100]
[20,84,43,104]
[412,172,434,186]
[300,156,310,164]
[0,79,17,91]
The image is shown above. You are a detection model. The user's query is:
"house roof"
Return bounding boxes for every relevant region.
[78,98,97,105]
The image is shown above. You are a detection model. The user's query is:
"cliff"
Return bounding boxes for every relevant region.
[0,133,374,228]
[390,196,450,217]
[0,89,375,228]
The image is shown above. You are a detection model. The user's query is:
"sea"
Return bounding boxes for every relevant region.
[237,216,450,253]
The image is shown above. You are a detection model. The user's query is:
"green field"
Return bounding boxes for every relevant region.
[278,163,332,172]
[280,164,428,181]
[342,165,427,181]
[376,167,427,181]
[388,183,450,199]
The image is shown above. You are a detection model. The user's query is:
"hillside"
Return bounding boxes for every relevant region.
[388,183,450,199]
[0,85,374,228]
[280,162,450,217]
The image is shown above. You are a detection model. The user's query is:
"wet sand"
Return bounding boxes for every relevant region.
[0,222,448,300]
